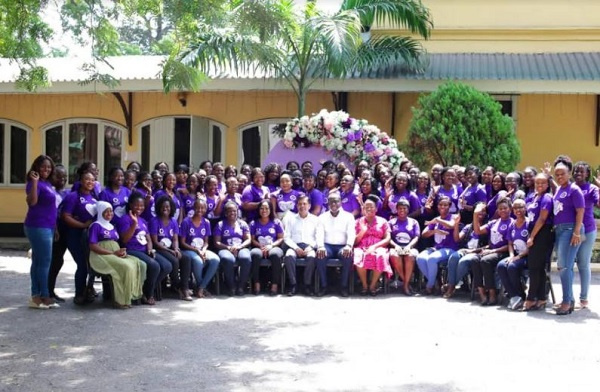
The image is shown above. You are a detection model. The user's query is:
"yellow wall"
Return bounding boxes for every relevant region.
[376,0,600,53]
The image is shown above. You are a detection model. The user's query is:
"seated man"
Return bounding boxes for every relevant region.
[316,192,355,297]
[282,195,319,296]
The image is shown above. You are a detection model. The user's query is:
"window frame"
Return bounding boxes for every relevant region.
[0,119,31,188]
[492,94,518,131]
[41,118,126,185]
[238,118,289,168]
[137,116,226,170]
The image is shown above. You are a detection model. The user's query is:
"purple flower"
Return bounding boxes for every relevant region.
[346,133,355,142]
[355,130,363,141]
[342,118,353,129]
[364,142,376,153]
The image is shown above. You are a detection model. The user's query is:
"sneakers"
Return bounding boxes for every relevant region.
[508,296,524,310]
[28,298,50,309]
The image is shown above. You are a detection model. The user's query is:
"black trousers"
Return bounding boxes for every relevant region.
[48,223,68,296]
[526,225,555,301]
[472,251,508,290]
[157,250,192,291]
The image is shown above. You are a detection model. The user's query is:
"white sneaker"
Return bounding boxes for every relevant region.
[508,296,520,310]
[28,299,50,309]
[511,297,524,310]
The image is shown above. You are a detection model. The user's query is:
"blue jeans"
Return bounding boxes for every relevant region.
[218,248,252,291]
[497,256,527,298]
[554,223,584,305]
[576,229,597,301]
[416,248,453,289]
[129,250,172,298]
[66,227,87,297]
[447,250,478,287]
[317,244,352,289]
[24,226,54,298]
[183,250,220,290]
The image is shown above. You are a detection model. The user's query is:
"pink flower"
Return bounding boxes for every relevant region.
[283,139,294,148]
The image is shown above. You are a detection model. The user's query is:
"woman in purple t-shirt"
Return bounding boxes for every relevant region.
[389,199,420,296]
[383,171,421,221]
[458,165,487,225]
[214,201,252,296]
[496,199,531,310]
[473,197,513,305]
[150,195,193,301]
[270,173,303,219]
[241,168,270,222]
[98,167,131,227]
[425,167,460,217]
[153,173,183,225]
[523,173,554,311]
[118,192,172,305]
[249,200,285,296]
[552,159,585,315]
[572,161,597,309]
[416,196,459,295]
[61,171,97,305]
[24,155,58,309]
[179,199,220,298]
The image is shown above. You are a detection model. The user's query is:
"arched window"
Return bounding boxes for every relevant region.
[239,119,288,168]
[0,119,30,186]
[139,116,225,171]
[43,119,125,184]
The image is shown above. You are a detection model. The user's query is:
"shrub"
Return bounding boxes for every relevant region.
[403,82,520,172]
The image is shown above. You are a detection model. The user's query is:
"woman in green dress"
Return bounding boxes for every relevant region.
[88,201,146,308]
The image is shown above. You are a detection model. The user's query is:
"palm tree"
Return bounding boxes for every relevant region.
[166,0,433,118]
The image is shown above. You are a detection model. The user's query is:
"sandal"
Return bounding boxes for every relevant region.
[360,287,368,296]
[142,297,156,305]
[522,300,536,311]
[579,300,589,309]
[369,288,378,297]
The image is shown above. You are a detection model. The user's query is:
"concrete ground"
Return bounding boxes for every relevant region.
[1,250,600,392]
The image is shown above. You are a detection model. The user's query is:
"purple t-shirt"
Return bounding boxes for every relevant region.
[460,224,481,250]
[486,192,502,220]
[525,189,536,204]
[135,188,155,222]
[98,186,131,224]
[435,185,460,214]
[220,193,243,218]
[387,190,421,216]
[427,215,458,250]
[62,191,97,223]
[179,217,211,249]
[578,183,599,233]
[214,219,249,246]
[553,183,585,226]
[154,190,182,221]
[117,214,149,252]
[204,194,219,220]
[249,219,284,246]
[459,184,487,209]
[272,189,302,215]
[305,188,324,215]
[526,193,553,226]
[339,189,360,215]
[88,222,119,243]
[241,184,270,221]
[24,180,57,229]
[180,193,197,219]
[482,217,513,250]
[509,219,531,255]
[389,217,420,246]
[149,217,179,249]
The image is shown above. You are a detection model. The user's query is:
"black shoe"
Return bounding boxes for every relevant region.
[340,288,349,298]
[51,294,66,303]
[73,296,87,306]
[235,288,245,296]
[316,288,327,297]
[227,289,235,297]
[287,285,297,297]
[304,286,314,297]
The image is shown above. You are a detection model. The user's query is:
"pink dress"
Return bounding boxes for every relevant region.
[353,216,393,277]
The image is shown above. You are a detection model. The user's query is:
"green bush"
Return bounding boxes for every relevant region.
[403,82,520,172]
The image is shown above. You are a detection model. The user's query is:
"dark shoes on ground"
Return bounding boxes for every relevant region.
[287,285,297,296]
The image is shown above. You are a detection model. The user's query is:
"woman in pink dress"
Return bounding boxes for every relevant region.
[354,195,392,296]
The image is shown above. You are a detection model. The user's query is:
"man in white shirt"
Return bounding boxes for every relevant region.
[316,192,356,297]
[283,195,319,296]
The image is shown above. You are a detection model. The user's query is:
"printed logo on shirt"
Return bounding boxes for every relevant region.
[136,231,148,245]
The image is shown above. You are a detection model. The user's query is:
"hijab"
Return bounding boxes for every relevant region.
[95,201,114,231]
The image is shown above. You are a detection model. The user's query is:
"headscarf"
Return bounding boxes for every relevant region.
[95,201,114,231]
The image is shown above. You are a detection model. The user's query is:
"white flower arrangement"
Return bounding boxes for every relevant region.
[281,109,405,173]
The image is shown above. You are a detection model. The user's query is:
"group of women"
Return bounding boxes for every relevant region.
[23,154,599,316]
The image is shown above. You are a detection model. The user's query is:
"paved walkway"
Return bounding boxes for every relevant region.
[1,250,599,392]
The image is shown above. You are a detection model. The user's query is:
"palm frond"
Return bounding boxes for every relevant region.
[230,0,299,42]
[352,35,428,75]
[161,56,208,93]
[340,0,432,38]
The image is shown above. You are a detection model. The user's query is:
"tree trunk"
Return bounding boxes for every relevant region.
[297,88,306,118]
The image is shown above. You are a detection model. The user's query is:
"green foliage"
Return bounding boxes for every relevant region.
[172,0,432,117]
[404,82,520,172]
